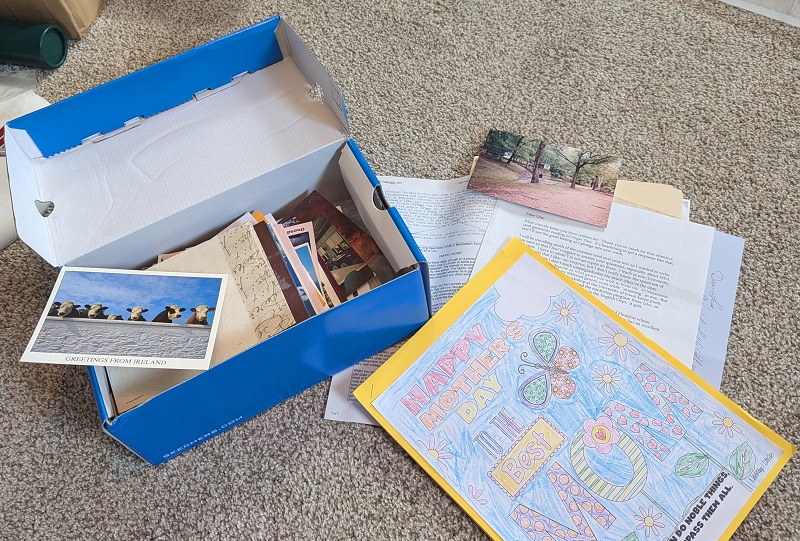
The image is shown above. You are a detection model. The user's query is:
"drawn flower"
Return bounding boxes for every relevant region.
[712,411,743,438]
[634,506,664,537]
[467,484,488,505]
[592,364,622,393]
[420,434,453,471]
[599,324,640,361]
[551,299,578,325]
[582,415,620,454]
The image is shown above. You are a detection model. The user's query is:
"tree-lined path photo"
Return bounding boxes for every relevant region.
[468,129,621,227]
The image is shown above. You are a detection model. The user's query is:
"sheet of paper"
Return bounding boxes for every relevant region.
[0,156,14,249]
[0,83,50,250]
[693,232,746,389]
[473,201,714,367]
[720,0,799,26]
[678,198,745,387]
[325,343,403,424]
[379,175,496,313]
[357,238,794,541]
[613,180,684,218]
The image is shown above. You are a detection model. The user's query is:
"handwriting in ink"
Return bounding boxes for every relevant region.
[219,224,295,340]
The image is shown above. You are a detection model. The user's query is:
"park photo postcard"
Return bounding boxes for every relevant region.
[468,129,621,227]
[21,267,228,370]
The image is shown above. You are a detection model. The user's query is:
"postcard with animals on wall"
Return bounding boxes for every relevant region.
[21,267,227,370]
[355,238,793,541]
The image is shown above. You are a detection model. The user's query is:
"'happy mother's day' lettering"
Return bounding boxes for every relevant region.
[400,323,511,430]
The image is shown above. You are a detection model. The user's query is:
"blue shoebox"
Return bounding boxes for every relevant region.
[5,15,432,465]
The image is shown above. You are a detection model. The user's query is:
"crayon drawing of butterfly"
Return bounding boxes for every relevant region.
[518,328,580,410]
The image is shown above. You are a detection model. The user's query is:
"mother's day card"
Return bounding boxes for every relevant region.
[356,238,793,541]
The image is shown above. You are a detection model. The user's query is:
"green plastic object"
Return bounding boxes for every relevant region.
[0,20,68,69]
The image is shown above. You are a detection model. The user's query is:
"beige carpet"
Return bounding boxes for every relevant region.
[1,0,798,539]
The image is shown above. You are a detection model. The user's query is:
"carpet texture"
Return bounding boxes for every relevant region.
[1,0,799,539]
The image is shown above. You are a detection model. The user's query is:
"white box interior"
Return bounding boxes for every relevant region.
[8,54,420,271]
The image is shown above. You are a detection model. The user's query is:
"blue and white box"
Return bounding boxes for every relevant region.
[5,15,431,465]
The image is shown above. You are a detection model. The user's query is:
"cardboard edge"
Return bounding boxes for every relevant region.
[86,365,116,421]
[4,126,56,264]
[0,0,105,39]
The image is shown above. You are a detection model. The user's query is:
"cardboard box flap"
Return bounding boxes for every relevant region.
[276,19,349,134]
[339,140,432,315]
[59,0,104,37]
[7,40,349,267]
[4,128,56,263]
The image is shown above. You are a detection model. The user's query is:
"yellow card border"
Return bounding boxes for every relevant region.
[354,237,795,541]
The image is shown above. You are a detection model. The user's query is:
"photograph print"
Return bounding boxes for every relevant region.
[22,267,227,370]
[281,190,381,303]
[468,129,621,227]
[311,214,375,302]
